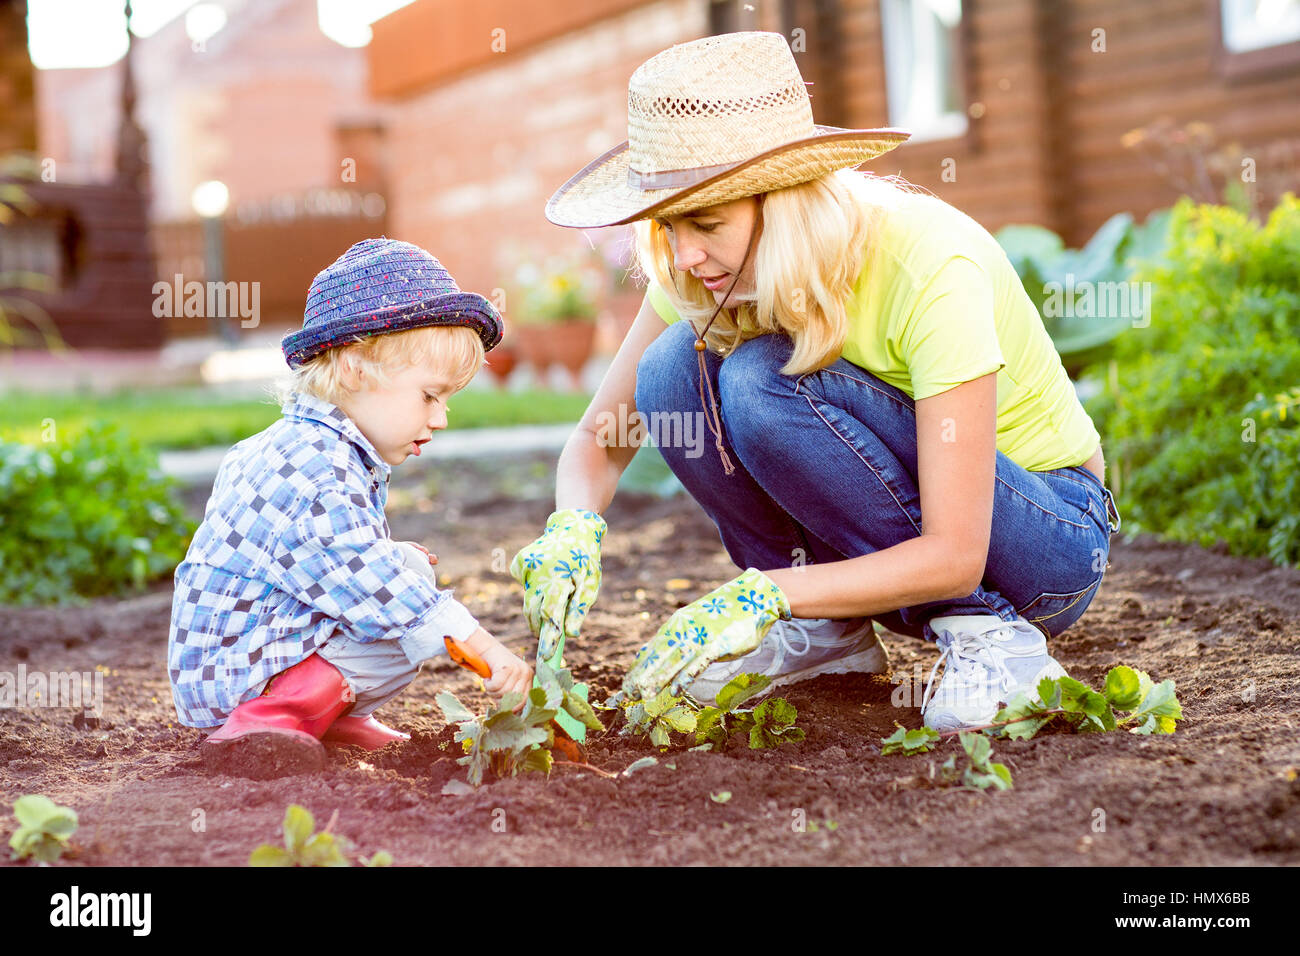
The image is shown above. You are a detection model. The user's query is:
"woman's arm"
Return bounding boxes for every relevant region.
[555,294,667,513]
[765,372,998,617]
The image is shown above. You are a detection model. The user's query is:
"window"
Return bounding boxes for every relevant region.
[880,0,967,143]
[1215,0,1300,78]
[1220,0,1300,52]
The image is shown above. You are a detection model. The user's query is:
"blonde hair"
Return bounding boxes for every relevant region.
[632,169,925,376]
[274,324,485,406]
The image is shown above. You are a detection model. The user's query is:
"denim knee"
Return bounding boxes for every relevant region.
[717,334,795,437]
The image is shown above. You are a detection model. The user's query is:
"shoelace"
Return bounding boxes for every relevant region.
[920,625,1019,714]
[767,618,815,664]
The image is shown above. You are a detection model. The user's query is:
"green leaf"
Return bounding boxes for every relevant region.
[249,845,293,867]
[1135,679,1183,721]
[299,832,350,867]
[959,731,993,768]
[1103,666,1143,711]
[756,697,798,731]
[716,673,772,713]
[282,805,314,852]
[642,687,683,719]
[14,795,63,829]
[361,850,393,867]
[562,689,605,732]
[520,746,554,776]
[623,756,659,775]
[993,691,1054,739]
[660,705,698,734]
[496,691,525,713]
[435,691,475,724]
[881,723,941,755]
[649,723,671,748]
[709,791,732,803]
[480,710,550,752]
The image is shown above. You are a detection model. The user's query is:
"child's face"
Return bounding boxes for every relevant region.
[338,357,460,466]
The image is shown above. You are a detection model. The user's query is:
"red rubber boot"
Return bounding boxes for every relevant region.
[322,715,411,749]
[202,654,354,778]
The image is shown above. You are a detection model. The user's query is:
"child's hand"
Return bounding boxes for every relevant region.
[405,541,438,567]
[462,628,532,701]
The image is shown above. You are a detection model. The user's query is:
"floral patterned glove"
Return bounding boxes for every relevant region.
[510,508,607,662]
[617,568,791,704]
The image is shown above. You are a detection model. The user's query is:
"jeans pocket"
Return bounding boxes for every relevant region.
[1067,466,1121,534]
[1019,576,1103,636]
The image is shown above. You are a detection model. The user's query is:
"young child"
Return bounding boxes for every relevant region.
[168,238,531,772]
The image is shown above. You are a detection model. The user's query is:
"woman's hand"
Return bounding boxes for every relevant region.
[509,508,607,661]
[616,568,790,703]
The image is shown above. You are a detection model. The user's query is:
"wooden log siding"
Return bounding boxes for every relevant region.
[828,0,1300,243]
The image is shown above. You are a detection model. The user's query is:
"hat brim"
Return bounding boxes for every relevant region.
[546,126,911,229]
[282,291,503,369]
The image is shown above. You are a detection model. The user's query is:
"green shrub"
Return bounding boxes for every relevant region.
[1084,195,1300,566]
[0,423,195,604]
[995,209,1172,375]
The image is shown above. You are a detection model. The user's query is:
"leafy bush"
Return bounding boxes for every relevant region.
[0,423,195,604]
[995,209,1171,375]
[1084,195,1300,566]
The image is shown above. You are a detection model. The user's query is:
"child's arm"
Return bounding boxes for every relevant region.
[267,489,480,666]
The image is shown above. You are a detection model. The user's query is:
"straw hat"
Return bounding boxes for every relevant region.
[546,31,910,229]
[282,239,502,369]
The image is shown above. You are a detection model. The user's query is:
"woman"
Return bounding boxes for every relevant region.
[510,31,1120,732]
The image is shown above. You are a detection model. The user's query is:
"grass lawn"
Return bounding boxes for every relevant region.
[0,386,593,452]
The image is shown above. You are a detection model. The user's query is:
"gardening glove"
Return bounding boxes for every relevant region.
[510,508,606,663]
[616,568,791,705]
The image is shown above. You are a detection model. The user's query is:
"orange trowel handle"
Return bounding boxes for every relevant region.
[444,636,492,679]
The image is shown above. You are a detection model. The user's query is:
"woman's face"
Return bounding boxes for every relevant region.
[655,196,760,309]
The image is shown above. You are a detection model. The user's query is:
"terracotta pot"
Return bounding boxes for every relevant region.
[513,319,596,390]
[483,343,518,386]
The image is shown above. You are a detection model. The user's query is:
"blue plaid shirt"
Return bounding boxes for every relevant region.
[168,392,479,728]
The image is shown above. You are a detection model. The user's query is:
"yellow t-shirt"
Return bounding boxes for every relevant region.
[645,190,1100,472]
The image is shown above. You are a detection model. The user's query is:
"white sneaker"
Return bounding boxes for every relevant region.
[687,617,891,706]
[920,614,1067,731]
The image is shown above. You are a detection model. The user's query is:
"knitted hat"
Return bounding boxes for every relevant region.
[281,238,503,369]
[546,32,910,229]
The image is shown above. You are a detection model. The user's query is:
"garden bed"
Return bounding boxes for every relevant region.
[1,452,1298,866]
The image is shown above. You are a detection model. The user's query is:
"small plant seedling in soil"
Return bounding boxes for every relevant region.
[437,658,604,788]
[621,674,806,752]
[881,666,1184,789]
[9,795,78,863]
[249,805,387,867]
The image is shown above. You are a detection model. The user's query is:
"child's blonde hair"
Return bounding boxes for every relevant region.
[633,169,925,376]
[275,324,485,406]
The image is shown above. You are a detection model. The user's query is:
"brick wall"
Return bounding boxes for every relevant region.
[377,0,707,300]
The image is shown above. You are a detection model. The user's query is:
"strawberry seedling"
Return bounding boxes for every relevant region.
[437,659,602,787]
[695,674,806,751]
[620,674,805,752]
[249,805,353,867]
[881,665,1184,790]
[9,795,78,863]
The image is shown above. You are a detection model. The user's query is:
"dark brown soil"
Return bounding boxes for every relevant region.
[2,452,1299,867]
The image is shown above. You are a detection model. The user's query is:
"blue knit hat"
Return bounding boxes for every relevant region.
[281,238,503,369]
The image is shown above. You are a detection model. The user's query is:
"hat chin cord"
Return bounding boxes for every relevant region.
[690,202,762,477]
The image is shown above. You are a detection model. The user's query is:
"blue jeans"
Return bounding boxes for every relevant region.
[634,323,1122,642]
